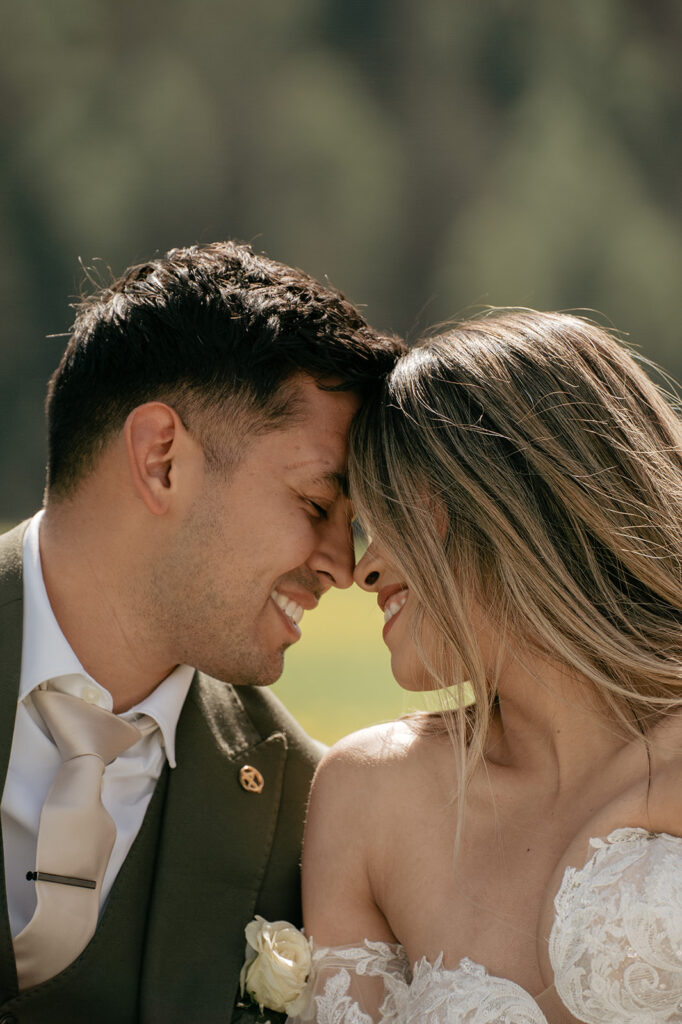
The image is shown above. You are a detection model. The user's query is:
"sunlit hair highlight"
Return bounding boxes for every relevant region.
[349,310,682,849]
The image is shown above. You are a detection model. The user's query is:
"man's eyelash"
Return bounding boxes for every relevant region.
[308,500,329,519]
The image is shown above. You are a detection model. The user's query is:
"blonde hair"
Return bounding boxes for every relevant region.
[349,310,682,838]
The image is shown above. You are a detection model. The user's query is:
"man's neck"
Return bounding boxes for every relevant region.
[40,503,177,712]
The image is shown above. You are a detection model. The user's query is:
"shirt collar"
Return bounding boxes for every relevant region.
[122,664,194,768]
[21,510,194,767]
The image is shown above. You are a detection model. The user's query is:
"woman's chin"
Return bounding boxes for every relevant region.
[390,656,439,692]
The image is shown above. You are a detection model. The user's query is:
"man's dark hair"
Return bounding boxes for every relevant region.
[46,240,403,498]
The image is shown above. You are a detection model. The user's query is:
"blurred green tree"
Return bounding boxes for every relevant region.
[0,0,680,516]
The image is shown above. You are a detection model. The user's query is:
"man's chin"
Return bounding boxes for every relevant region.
[214,646,288,687]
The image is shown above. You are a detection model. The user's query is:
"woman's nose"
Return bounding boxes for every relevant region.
[353,542,382,591]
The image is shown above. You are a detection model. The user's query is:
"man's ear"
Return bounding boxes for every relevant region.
[124,403,195,515]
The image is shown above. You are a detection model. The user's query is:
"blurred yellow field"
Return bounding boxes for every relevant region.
[272,585,408,746]
[273,584,477,745]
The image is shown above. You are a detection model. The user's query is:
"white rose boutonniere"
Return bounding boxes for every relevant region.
[239,916,313,1017]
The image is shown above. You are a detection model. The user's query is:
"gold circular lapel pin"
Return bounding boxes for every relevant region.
[239,764,264,794]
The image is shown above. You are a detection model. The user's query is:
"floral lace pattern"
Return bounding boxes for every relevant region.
[287,942,547,1024]
[549,827,682,1023]
[288,941,410,1023]
[289,830,682,1023]
[385,956,548,1024]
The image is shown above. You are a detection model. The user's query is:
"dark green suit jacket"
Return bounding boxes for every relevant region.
[0,522,322,1022]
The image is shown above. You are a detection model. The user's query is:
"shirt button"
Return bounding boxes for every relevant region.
[82,685,100,704]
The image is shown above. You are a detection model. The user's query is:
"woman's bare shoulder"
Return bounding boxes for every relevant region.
[306,716,451,848]
[322,718,423,768]
[301,720,426,945]
[311,717,449,799]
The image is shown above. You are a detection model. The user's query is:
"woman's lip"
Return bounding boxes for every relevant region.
[382,603,404,641]
[377,583,409,612]
[378,593,405,638]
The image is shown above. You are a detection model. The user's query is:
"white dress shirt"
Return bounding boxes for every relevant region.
[0,511,194,936]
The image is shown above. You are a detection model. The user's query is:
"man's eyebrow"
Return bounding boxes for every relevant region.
[310,471,350,498]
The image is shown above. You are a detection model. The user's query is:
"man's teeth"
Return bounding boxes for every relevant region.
[271,589,304,625]
[384,590,408,623]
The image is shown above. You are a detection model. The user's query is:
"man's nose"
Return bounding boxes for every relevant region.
[310,512,355,591]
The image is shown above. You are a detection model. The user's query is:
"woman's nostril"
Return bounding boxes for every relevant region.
[364,571,380,586]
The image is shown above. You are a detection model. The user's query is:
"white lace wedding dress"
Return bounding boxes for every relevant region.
[287,829,682,1023]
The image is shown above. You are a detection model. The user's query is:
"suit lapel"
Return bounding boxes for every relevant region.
[140,674,289,1024]
[0,523,30,997]
[0,524,27,770]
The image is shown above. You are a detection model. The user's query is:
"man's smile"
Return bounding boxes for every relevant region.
[271,588,305,628]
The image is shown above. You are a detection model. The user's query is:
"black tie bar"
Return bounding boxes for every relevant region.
[26,870,96,890]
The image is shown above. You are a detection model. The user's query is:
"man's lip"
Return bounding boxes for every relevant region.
[377,583,409,612]
[271,598,302,639]
[271,586,319,612]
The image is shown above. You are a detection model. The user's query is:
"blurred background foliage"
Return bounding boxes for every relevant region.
[2,0,680,740]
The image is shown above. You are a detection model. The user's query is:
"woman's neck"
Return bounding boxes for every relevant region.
[486,651,630,795]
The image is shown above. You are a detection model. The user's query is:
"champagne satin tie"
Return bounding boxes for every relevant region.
[13,689,143,990]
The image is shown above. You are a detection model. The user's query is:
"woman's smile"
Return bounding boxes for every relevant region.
[378,584,410,640]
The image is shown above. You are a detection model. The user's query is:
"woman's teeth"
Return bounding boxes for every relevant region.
[384,590,408,623]
[271,589,304,625]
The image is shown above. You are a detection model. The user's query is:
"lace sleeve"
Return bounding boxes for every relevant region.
[286,943,550,1024]
[549,828,682,1024]
[285,940,411,1024]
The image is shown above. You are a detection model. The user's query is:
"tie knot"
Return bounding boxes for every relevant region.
[32,689,142,765]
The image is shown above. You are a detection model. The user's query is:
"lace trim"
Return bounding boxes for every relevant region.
[390,955,548,1023]
[294,941,547,1023]
[550,828,682,1023]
